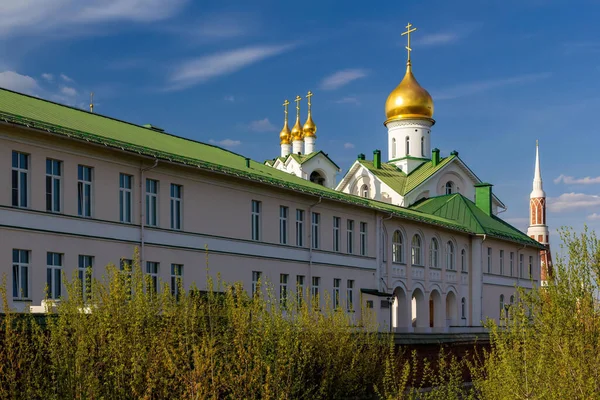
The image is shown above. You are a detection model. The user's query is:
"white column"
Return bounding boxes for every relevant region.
[292,140,304,155]
[304,137,315,154]
[281,143,291,157]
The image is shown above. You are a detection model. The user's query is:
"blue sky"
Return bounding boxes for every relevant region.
[1,0,599,249]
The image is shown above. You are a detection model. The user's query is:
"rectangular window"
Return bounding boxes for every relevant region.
[519,254,524,278]
[279,206,288,245]
[296,275,305,306]
[12,249,29,299]
[311,212,320,249]
[120,258,133,299]
[46,252,62,300]
[252,271,262,296]
[333,217,341,252]
[145,179,158,227]
[119,173,133,223]
[311,276,320,303]
[171,264,183,299]
[78,165,93,217]
[296,209,304,247]
[487,247,492,273]
[46,159,62,212]
[510,252,515,277]
[78,255,94,300]
[280,274,288,307]
[333,278,341,309]
[170,184,183,230]
[146,261,159,294]
[347,279,354,311]
[499,250,504,276]
[12,151,29,208]
[251,200,261,241]
[347,220,354,254]
[360,222,367,256]
[529,256,533,279]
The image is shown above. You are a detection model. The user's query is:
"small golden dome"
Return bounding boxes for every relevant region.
[384,62,434,124]
[291,118,303,141]
[303,113,317,138]
[279,121,291,145]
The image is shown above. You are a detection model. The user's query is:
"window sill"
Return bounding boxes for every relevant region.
[392,261,407,266]
[12,299,32,302]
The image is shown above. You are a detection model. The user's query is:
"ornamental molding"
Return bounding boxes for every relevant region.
[386,119,433,129]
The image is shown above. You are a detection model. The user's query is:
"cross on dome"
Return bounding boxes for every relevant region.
[401,22,417,64]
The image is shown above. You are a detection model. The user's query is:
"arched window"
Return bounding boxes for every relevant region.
[461,297,466,319]
[411,234,422,265]
[446,241,455,270]
[360,184,369,198]
[445,181,455,195]
[421,137,425,157]
[429,238,439,268]
[392,230,404,263]
[510,295,514,305]
[500,294,505,318]
[391,138,396,158]
[461,249,466,272]
[405,136,410,156]
[310,171,325,186]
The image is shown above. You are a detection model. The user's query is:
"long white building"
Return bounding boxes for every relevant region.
[1,24,545,332]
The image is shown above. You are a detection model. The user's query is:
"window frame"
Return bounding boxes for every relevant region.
[446,241,455,270]
[252,270,262,296]
[146,261,159,295]
[251,200,261,241]
[12,151,29,208]
[359,222,367,256]
[145,178,159,227]
[347,279,354,311]
[78,255,94,301]
[411,234,422,266]
[311,212,320,249]
[170,183,183,230]
[119,173,133,223]
[333,278,341,309]
[296,275,305,306]
[392,230,404,264]
[46,252,63,300]
[296,209,304,247]
[333,216,341,252]
[311,276,320,304]
[429,238,439,268]
[279,273,289,307]
[46,159,62,213]
[500,250,504,275]
[78,165,93,217]
[487,247,492,273]
[279,206,289,245]
[12,249,30,300]
[347,220,354,254]
[171,264,183,299]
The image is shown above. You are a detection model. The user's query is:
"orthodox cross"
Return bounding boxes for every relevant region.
[401,22,417,62]
[283,99,290,124]
[306,91,313,112]
[294,95,302,119]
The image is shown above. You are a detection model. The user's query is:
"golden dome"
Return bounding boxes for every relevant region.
[279,121,291,145]
[303,113,317,138]
[291,117,303,141]
[384,62,434,124]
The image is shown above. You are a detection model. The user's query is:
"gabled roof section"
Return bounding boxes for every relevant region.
[357,155,456,196]
[288,150,340,170]
[409,194,543,248]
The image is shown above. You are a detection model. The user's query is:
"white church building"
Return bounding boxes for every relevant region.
[0,23,548,333]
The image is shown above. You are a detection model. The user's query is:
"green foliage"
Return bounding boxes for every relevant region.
[471,226,600,399]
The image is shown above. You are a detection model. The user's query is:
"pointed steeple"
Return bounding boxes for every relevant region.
[530,140,545,198]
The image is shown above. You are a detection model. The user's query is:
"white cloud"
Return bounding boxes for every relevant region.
[209,139,241,147]
[248,118,277,133]
[547,193,600,212]
[335,96,360,105]
[0,0,188,36]
[587,213,600,220]
[0,71,40,95]
[61,86,77,96]
[60,74,73,83]
[320,69,367,91]
[554,174,600,185]
[344,142,355,149]
[416,33,460,46]
[168,44,295,90]
[41,73,53,81]
[434,72,552,100]
[224,95,235,102]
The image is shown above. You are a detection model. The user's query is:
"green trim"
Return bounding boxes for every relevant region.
[388,156,429,163]
[360,289,392,297]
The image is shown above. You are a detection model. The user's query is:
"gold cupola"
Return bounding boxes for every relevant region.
[279,99,291,145]
[291,95,304,142]
[302,91,317,138]
[384,23,434,125]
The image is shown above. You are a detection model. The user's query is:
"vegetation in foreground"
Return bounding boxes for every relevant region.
[1,227,599,399]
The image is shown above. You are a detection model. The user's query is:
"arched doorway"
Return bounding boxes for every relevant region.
[392,286,409,331]
[411,288,427,330]
[309,170,325,186]
[429,289,443,331]
[445,291,458,327]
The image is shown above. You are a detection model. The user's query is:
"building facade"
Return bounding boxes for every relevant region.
[1,24,545,332]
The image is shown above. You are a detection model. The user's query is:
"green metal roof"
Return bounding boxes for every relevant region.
[357,155,456,196]
[0,87,536,246]
[409,194,543,248]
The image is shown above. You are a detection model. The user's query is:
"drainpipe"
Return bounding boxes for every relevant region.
[381,213,394,292]
[476,234,487,323]
[140,159,159,265]
[307,196,322,305]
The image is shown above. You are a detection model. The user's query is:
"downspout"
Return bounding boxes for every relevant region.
[381,213,393,332]
[140,159,159,266]
[381,213,394,292]
[308,196,322,305]
[476,234,487,323]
